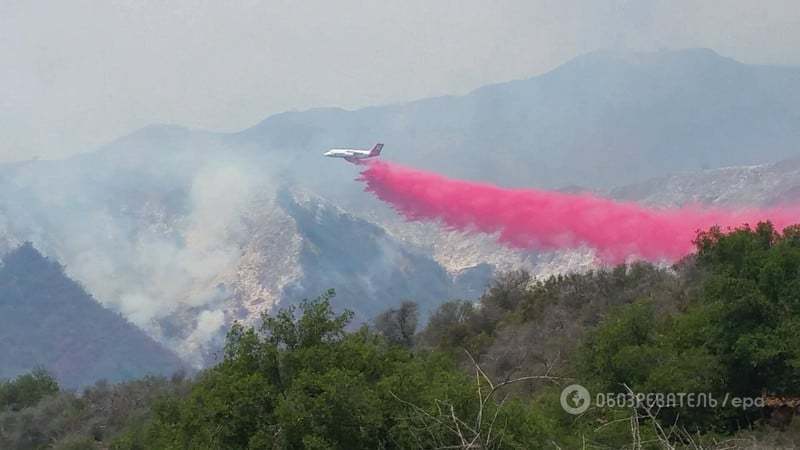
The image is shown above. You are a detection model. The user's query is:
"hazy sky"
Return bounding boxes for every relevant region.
[2,0,799,161]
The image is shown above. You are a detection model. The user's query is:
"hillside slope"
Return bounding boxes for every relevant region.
[0,48,799,364]
[238,48,800,191]
[609,157,800,207]
[0,243,185,388]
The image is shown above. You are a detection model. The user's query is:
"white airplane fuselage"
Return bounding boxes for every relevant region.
[324,143,383,163]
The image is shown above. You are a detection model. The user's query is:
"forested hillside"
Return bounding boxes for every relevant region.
[2,50,800,367]
[3,223,800,448]
[0,243,185,388]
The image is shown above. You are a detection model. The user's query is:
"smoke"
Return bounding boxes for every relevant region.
[358,160,800,263]
[0,133,279,366]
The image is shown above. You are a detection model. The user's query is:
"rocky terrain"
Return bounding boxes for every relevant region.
[610,157,800,207]
[1,48,799,375]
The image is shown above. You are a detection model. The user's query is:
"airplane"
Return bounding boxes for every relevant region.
[323,143,383,163]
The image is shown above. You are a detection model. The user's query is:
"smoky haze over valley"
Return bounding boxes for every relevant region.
[7,4,800,448]
[2,0,800,161]
[2,1,800,390]
[1,48,800,378]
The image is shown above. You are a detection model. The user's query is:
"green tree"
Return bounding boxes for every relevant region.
[578,223,800,433]
[373,300,418,347]
[0,368,59,412]
[116,290,507,449]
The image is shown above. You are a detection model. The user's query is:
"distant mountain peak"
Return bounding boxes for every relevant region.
[0,242,55,274]
[128,123,192,138]
[0,243,185,388]
[583,47,724,62]
[2,47,800,377]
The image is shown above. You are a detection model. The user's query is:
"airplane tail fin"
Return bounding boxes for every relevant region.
[368,143,384,157]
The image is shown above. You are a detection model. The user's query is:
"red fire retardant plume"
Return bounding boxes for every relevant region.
[358,160,800,264]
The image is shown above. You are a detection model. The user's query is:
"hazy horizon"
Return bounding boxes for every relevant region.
[3,0,800,162]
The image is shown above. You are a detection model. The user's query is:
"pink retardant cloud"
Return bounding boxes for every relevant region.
[358,160,800,264]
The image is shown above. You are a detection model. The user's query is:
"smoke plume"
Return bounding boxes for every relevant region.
[358,161,800,263]
[0,131,276,366]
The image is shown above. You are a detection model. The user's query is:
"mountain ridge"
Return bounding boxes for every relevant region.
[1,48,800,370]
[0,243,185,388]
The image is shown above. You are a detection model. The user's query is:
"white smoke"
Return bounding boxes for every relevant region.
[178,309,227,367]
[70,163,252,316]
[0,139,275,365]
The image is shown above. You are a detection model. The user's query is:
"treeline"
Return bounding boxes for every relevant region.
[3,223,800,448]
[0,370,190,450]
